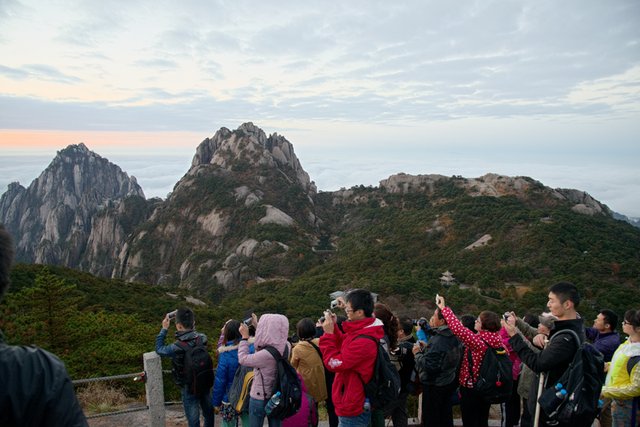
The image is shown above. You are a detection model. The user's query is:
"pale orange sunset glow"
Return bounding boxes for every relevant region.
[0,130,204,153]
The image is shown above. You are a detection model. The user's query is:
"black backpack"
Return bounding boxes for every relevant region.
[263,345,302,420]
[468,339,513,404]
[355,335,401,410]
[176,336,215,396]
[538,329,605,425]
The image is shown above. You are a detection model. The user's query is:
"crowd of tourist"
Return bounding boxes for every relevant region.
[154,284,638,427]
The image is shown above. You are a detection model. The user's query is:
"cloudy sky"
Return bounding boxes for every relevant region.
[1,1,639,216]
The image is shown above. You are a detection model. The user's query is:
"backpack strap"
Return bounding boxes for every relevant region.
[549,328,581,348]
[308,340,323,361]
[354,334,380,386]
[628,355,640,375]
[466,337,493,384]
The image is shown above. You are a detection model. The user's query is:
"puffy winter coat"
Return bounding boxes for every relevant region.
[238,313,290,400]
[319,316,384,417]
[212,339,255,407]
[291,338,328,403]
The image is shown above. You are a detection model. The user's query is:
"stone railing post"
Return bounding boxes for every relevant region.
[143,351,165,427]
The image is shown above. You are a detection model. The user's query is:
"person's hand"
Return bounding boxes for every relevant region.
[604,362,611,373]
[435,294,445,310]
[533,333,548,348]
[502,317,517,337]
[335,296,346,310]
[239,323,250,339]
[322,311,336,334]
[251,313,258,328]
[412,342,421,355]
[162,315,170,330]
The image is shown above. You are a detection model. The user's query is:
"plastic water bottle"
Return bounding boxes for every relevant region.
[363,398,371,413]
[554,383,563,391]
[554,388,567,402]
[265,391,281,415]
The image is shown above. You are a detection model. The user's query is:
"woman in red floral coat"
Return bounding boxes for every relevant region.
[436,295,504,427]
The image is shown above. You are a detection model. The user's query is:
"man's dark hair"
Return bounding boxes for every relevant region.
[522,312,540,328]
[176,308,194,329]
[345,289,374,317]
[224,320,242,343]
[435,308,445,322]
[0,224,14,300]
[399,317,414,335]
[549,281,581,308]
[296,318,316,340]
[460,314,476,332]
[599,309,618,331]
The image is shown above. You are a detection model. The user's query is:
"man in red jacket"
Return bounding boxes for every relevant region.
[320,289,384,427]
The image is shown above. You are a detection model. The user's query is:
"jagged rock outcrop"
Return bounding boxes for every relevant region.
[553,188,609,216]
[114,123,319,291]
[0,144,145,268]
[380,173,448,193]
[191,122,316,194]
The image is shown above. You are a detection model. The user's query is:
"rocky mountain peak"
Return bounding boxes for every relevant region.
[0,143,146,265]
[191,122,315,193]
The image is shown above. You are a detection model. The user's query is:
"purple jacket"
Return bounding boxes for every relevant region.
[585,327,621,362]
[238,313,290,400]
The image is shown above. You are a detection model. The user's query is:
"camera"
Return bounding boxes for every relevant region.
[167,310,177,319]
[329,290,378,310]
[330,291,345,309]
[243,317,252,326]
[413,317,428,328]
[503,312,510,321]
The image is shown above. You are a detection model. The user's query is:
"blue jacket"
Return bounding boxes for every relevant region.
[212,340,255,407]
[585,328,621,362]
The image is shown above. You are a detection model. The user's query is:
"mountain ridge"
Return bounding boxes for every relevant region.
[1,123,637,296]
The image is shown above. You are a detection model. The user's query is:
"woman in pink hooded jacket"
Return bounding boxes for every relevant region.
[238,313,290,427]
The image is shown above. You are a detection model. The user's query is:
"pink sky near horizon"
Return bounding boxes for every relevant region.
[0,129,206,153]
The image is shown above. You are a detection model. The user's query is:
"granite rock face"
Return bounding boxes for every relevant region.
[0,143,146,269]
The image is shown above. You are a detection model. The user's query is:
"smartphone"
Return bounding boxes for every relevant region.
[167,310,177,319]
[243,317,252,326]
[435,294,440,303]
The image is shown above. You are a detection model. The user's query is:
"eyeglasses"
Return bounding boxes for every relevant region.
[622,320,631,325]
[345,307,354,314]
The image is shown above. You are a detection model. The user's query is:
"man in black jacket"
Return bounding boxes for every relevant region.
[386,317,417,427]
[504,281,586,427]
[413,307,461,427]
[0,224,88,427]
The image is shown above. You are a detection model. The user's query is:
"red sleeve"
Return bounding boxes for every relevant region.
[441,306,487,352]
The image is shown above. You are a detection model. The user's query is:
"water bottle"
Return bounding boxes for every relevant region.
[554,383,563,391]
[265,391,281,415]
[554,388,567,402]
[363,398,371,413]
